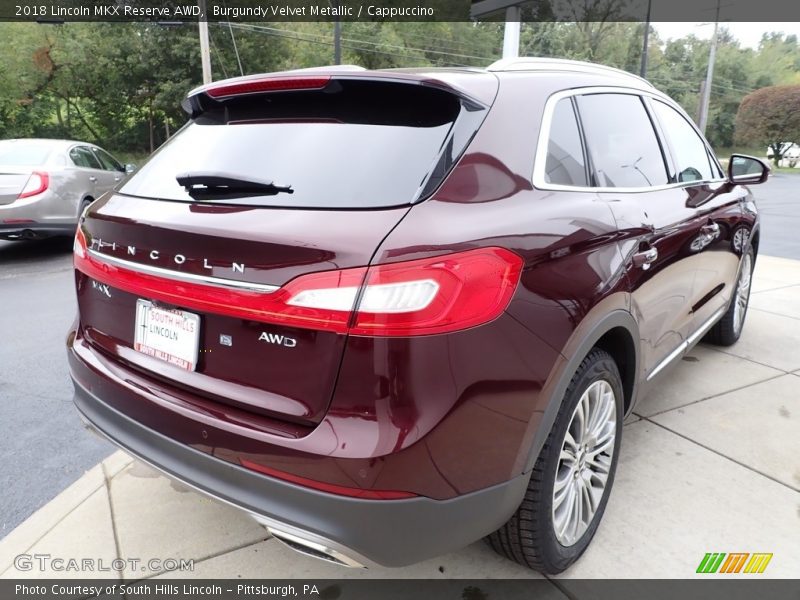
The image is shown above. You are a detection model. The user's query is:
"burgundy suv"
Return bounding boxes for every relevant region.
[67,58,767,573]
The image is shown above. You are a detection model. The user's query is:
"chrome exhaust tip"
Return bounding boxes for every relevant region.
[267,527,366,568]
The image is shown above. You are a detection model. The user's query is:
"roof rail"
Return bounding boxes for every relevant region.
[487,57,654,88]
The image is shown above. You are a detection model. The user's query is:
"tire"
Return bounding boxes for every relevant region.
[704,247,754,347]
[79,198,93,218]
[486,349,624,573]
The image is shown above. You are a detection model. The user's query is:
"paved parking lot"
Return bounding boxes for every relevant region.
[754,173,800,259]
[1,252,798,580]
[0,238,112,539]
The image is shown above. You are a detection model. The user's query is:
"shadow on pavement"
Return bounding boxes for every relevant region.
[0,237,73,265]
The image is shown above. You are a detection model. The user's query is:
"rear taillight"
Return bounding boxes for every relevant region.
[74,245,523,337]
[288,247,524,336]
[73,226,87,260]
[204,76,331,99]
[18,171,49,199]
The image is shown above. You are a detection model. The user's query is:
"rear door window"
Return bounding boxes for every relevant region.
[576,93,668,188]
[650,100,715,183]
[120,80,486,209]
[70,146,102,169]
[544,99,588,187]
[92,148,123,172]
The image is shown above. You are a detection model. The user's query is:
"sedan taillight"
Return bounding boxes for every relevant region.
[18,171,49,199]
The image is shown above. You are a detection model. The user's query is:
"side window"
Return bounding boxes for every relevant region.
[92,148,122,171]
[69,146,102,169]
[576,93,668,188]
[544,99,588,186]
[707,148,724,179]
[651,100,714,183]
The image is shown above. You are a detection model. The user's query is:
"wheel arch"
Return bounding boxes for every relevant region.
[749,225,760,258]
[523,310,640,473]
[78,195,95,218]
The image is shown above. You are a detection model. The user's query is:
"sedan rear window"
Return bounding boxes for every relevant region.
[120,80,486,209]
[0,142,53,166]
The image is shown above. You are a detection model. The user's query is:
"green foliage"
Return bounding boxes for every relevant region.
[1,21,799,157]
[735,85,800,165]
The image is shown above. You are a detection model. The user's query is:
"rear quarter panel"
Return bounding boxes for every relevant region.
[328,74,633,494]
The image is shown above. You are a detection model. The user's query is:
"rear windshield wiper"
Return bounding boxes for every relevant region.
[176,171,293,199]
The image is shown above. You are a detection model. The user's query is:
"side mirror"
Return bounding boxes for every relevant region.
[728,154,769,185]
[124,163,137,174]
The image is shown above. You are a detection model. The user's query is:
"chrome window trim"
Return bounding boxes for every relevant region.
[87,248,280,294]
[532,85,728,194]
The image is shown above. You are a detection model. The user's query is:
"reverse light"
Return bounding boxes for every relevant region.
[74,245,523,337]
[205,76,331,99]
[288,279,440,314]
[18,171,49,199]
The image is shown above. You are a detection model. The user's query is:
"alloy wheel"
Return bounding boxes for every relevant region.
[552,379,617,547]
[733,252,753,337]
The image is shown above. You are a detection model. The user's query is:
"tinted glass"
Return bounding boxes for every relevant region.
[121,81,483,209]
[577,94,668,188]
[651,101,714,183]
[544,99,587,186]
[0,142,53,166]
[70,146,102,169]
[93,148,122,171]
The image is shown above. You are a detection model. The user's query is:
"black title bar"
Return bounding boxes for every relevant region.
[4,0,800,22]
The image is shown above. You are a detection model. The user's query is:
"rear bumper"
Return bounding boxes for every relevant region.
[71,369,530,568]
[0,222,75,240]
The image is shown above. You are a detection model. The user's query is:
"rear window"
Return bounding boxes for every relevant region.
[0,142,54,166]
[121,80,486,209]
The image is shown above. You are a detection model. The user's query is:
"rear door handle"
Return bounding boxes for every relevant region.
[633,247,658,270]
[89,176,97,183]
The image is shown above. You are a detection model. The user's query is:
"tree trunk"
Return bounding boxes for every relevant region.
[149,98,154,154]
[55,99,64,131]
[62,95,101,142]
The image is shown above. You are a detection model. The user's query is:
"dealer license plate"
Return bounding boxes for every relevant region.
[133,299,200,371]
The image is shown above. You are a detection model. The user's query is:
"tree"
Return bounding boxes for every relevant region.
[735,85,800,165]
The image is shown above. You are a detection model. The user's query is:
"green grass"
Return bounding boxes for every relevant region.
[113,151,151,168]
[714,146,767,159]
[715,146,800,173]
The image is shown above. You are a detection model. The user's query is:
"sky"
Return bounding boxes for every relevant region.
[653,22,800,49]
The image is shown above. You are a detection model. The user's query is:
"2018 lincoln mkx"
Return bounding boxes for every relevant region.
[67,58,767,573]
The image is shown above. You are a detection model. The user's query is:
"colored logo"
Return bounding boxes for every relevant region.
[696,552,773,574]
